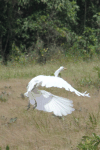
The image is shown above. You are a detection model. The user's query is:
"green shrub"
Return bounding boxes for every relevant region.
[77,133,100,150]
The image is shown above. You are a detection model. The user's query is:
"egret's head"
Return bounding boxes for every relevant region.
[59,66,67,71]
[54,66,67,77]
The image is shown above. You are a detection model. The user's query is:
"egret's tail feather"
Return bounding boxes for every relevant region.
[44,95,75,116]
[24,90,75,116]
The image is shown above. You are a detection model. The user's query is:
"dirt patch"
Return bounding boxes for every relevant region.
[0,78,100,150]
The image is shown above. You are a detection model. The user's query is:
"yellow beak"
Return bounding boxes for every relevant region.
[64,68,67,70]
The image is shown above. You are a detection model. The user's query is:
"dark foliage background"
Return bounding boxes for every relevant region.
[0,0,100,64]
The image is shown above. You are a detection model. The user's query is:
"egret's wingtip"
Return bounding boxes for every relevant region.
[86,93,90,97]
[24,92,28,97]
[83,91,90,97]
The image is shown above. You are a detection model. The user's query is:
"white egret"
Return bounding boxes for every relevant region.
[24,66,90,116]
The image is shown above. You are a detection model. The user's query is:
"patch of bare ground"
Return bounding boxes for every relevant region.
[0,78,100,150]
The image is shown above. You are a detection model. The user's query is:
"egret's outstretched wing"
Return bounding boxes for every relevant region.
[27,75,90,97]
[27,90,75,116]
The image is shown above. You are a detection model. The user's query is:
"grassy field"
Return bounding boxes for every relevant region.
[0,58,100,150]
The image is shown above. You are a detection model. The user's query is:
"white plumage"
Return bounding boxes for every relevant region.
[24,66,90,116]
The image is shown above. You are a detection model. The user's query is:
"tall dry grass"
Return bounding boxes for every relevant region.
[0,57,100,150]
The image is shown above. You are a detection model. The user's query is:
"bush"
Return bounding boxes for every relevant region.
[77,133,100,150]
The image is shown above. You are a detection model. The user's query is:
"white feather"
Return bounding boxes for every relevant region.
[27,75,90,97]
[44,94,75,116]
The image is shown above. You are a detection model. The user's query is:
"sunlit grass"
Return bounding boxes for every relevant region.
[0,56,100,89]
[0,56,100,149]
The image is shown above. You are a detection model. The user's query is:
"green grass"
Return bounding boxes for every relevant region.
[0,56,100,149]
[77,133,100,150]
[0,95,7,102]
[0,56,100,89]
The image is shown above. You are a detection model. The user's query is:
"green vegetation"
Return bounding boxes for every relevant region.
[6,146,9,150]
[0,145,9,150]
[78,133,100,150]
[0,0,100,64]
[0,60,100,149]
[0,0,100,149]
[0,95,7,102]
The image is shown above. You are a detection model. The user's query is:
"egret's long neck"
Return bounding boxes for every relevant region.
[54,68,62,77]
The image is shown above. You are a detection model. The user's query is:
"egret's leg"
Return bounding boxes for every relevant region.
[33,99,37,109]
[27,101,30,110]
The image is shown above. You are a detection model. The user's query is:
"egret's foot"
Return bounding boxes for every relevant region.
[33,99,37,109]
[33,105,36,109]
[27,102,30,110]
